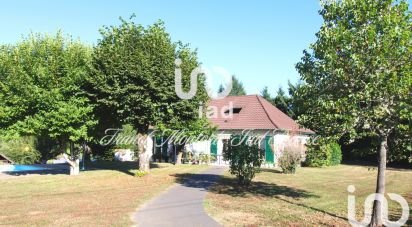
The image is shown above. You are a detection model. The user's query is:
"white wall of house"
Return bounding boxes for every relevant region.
[148,130,311,166]
[273,134,309,153]
[186,140,210,154]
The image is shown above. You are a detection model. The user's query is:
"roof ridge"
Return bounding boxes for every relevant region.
[256,95,280,129]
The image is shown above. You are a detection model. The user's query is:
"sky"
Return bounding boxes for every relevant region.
[0,1,324,95]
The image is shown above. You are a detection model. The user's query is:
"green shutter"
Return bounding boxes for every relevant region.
[210,139,217,157]
[265,135,274,163]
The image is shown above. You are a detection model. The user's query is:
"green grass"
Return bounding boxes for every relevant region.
[205,165,412,226]
[0,161,208,226]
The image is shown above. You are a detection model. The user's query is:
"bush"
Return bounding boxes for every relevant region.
[0,136,41,164]
[305,138,342,167]
[329,142,342,166]
[223,135,264,186]
[199,153,210,164]
[36,135,61,163]
[278,145,303,174]
[115,124,138,150]
[89,142,115,161]
[135,170,148,177]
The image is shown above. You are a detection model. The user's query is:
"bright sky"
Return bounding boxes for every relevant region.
[1,1,325,95]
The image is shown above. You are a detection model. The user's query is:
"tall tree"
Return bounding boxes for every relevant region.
[260,86,273,102]
[89,17,209,171]
[261,84,301,119]
[287,81,306,119]
[0,33,96,175]
[156,45,213,164]
[296,0,411,226]
[219,75,246,96]
[273,87,292,116]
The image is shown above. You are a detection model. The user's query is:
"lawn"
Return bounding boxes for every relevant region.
[0,161,208,226]
[205,165,412,226]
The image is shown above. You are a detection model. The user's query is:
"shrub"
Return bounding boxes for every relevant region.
[305,138,342,167]
[135,170,148,177]
[223,135,264,186]
[329,142,342,166]
[36,135,60,163]
[115,124,138,151]
[278,145,303,174]
[89,143,115,161]
[0,136,41,164]
[199,153,210,164]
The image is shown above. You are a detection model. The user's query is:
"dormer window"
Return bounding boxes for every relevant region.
[224,107,242,114]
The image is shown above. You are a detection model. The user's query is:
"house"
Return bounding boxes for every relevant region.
[150,95,314,166]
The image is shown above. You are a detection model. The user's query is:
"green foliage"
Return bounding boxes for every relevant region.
[278,145,303,174]
[36,134,61,162]
[340,128,410,164]
[89,18,172,132]
[260,86,273,102]
[260,81,305,120]
[273,87,292,116]
[0,32,96,152]
[199,153,211,164]
[89,143,114,161]
[329,142,342,166]
[0,137,41,164]
[305,138,342,167]
[296,0,411,139]
[89,17,208,133]
[135,170,148,177]
[230,75,246,96]
[114,124,137,150]
[387,121,412,163]
[220,75,246,96]
[223,135,264,186]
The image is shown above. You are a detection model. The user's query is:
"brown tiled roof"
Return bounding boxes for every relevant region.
[208,95,313,133]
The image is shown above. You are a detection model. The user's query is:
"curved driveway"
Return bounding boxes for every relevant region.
[133,166,225,227]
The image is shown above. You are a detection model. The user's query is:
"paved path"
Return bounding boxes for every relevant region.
[133,166,225,227]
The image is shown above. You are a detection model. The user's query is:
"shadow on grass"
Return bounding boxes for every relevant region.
[173,171,348,222]
[342,160,412,171]
[172,171,316,198]
[171,173,223,191]
[260,168,283,174]
[85,161,173,176]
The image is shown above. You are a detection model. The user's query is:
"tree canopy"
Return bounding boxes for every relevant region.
[296,0,411,225]
[0,32,96,144]
[260,82,304,119]
[219,75,246,96]
[0,33,96,174]
[87,17,213,170]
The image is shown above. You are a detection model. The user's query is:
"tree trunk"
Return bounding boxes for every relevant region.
[137,134,150,172]
[63,142,80,176]
[69,160,80,175]
[175,144,184,165]
[176,151,183,165]
[370,135,387,227]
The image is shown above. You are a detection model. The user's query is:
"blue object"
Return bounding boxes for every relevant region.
[0,165,48,172]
